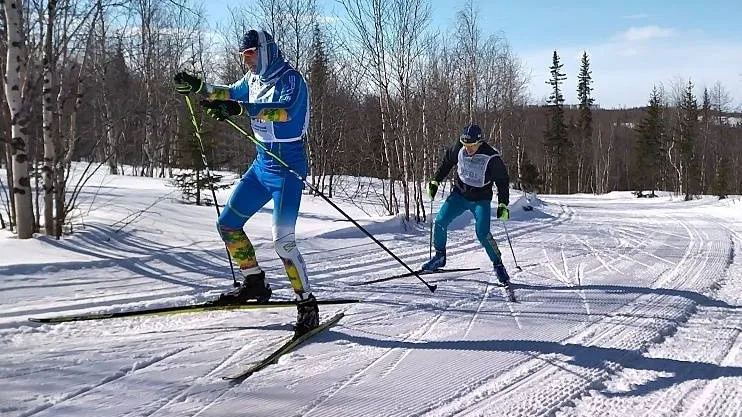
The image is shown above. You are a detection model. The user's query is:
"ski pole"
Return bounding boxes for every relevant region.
[428,196,433,260]
[223,118,437,293]
[501,221,522,271]
[182,95,240,287]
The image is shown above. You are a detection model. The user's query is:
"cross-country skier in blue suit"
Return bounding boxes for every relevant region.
[423,124,513,287]
[173,29,317,336]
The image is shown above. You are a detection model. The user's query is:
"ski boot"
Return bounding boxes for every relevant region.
[494,262,511,287]
[421,249,446,271]
[215,270,272,305]
[294,294,319,337]
[495,263,516,301]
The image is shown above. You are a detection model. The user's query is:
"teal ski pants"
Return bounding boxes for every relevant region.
[433,191,502,264]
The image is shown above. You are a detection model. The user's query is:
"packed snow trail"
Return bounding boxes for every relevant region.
[1,182,741,417]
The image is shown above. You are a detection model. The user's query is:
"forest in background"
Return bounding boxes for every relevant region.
[1,0,740,239]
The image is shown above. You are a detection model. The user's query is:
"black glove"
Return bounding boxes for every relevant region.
[173,72,204,94]
[201,100,243,121]
[427,180,439,200]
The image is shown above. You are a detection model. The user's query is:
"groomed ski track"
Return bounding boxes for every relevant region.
[2,192,741,417]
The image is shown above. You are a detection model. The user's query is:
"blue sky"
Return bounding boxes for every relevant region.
[204,0,742,109]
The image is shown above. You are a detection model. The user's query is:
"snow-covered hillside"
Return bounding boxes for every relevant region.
[1,172,741,417]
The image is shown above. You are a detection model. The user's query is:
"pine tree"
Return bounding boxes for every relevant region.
[307,25,331,195]
[712,155,731,199]
[576,52,594,193]
[678,80,699,200]
[699,88,712,193]
[171,114,228,206]
[543,50,571,194]
[520,151,541,193]
[634,87,665,197]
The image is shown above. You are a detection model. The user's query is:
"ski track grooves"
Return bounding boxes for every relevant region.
[416,202,732,417]
[545,211,733,417]
[317,203,576,288]
[298,305,456,417]
[142,334,286,417]
[18,346,190,417]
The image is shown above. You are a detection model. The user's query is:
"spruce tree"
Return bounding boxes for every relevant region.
[699,88,712,193]
[678,80,699,200]
[634,87,664,197]
[712,155,731,199]
[576,52,594,193]
[171,114,228,205]
[307,25,332,195]
[544,50,570,193]
[520,151,541,193]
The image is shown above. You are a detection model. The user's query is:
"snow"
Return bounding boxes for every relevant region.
[1,168,742,417]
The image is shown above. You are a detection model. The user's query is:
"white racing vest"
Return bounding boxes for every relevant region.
[456,148,495,188]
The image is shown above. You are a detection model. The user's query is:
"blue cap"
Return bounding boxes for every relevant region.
[460,124,483,143]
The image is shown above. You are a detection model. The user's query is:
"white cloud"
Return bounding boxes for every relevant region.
[613,25,677,42]
[622,13,649,20]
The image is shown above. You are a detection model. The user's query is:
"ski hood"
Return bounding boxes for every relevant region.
[240,29,289,83]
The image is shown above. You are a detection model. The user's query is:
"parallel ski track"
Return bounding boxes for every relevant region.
[18,346,191,417]
[13,319,292,417]
[297,304,458,417]
[555,214,742,417]
[286,222,574,416]
[6,202,575,334]
[308,204,576,286]
[437,209,732,417]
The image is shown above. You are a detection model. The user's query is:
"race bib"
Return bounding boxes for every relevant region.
[249,79,277,141]
[457,149,493,187]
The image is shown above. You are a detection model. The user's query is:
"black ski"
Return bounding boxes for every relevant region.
[29,299,359,324]
[224,312,345,382]
[349,267,480,286]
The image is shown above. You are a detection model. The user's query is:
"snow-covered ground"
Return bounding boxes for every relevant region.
[1,170,741,417]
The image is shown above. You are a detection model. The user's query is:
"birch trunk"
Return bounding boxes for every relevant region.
[42,0,58,235]
[3,0,34,239]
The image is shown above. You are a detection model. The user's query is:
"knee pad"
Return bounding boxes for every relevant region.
[274,233,298,258]
[274,232,311,294]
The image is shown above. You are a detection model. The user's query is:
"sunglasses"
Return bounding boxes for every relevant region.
[460,135,482,147]
[237,47,258,57]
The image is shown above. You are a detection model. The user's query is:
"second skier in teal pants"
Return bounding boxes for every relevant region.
[423,124,512,286]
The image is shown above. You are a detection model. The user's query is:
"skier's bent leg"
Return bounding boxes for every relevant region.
[472,201,503,264]
[217,222,260,275]
[472,201,510,284]
[422,194,468,271]
[216,166,271,276]
[432,193,468,250]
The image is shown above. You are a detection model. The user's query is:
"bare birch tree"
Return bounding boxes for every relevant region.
[338,0,399,215]
[455,0,479,123]
[2,0,34,238]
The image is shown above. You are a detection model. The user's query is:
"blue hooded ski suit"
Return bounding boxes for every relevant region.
[206,30,311,296]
